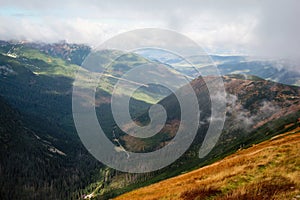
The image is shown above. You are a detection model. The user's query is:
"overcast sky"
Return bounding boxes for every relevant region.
[0,0,299,59]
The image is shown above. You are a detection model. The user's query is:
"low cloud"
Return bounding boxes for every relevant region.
[226,95,281,130]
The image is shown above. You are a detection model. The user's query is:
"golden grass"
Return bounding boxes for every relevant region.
[114,127,300,200]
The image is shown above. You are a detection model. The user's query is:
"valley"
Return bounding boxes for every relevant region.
[0,40,299,199]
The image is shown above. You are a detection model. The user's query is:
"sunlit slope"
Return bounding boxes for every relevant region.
[115,126,300,200]
[0,42,172,104]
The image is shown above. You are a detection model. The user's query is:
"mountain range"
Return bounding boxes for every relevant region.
[0,40,299,199]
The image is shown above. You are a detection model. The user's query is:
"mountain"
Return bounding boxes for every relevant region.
[215,60,300,86]
[0,40,299,199]
[114,126,300,200]
[0,41,161,199]
[115,74,300,155]
[89,75,300,199]
[137,50,300,86]
[0,41,106,199]
[0,40,91,66]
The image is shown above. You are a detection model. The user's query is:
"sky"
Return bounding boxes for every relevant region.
[0,0,300,59]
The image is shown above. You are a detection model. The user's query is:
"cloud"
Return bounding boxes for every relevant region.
[251,0,300,61]
[258,101,280,118]
[226,95,281,130]
[0,0,299,63]
[0,15,126,44]
[0,1,257,46]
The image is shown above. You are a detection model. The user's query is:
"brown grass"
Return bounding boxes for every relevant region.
[216,176,296,200]
[114,127,300,200]
[180,187,221,200]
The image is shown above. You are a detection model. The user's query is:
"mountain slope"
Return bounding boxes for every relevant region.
[0,41,159,199]
[0,43,109,199]
[118,75,300,155]
[0,96,73,199]
[114,126,300,200]
[89,75,300,199]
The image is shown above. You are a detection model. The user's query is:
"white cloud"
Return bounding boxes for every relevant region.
[0,16,127,44]
[251,0,300,61]
[0,0,299,62]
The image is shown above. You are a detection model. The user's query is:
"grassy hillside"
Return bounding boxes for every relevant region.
[114,126,300,200]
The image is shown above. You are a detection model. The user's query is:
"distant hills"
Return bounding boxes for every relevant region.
[137,49,300,86]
